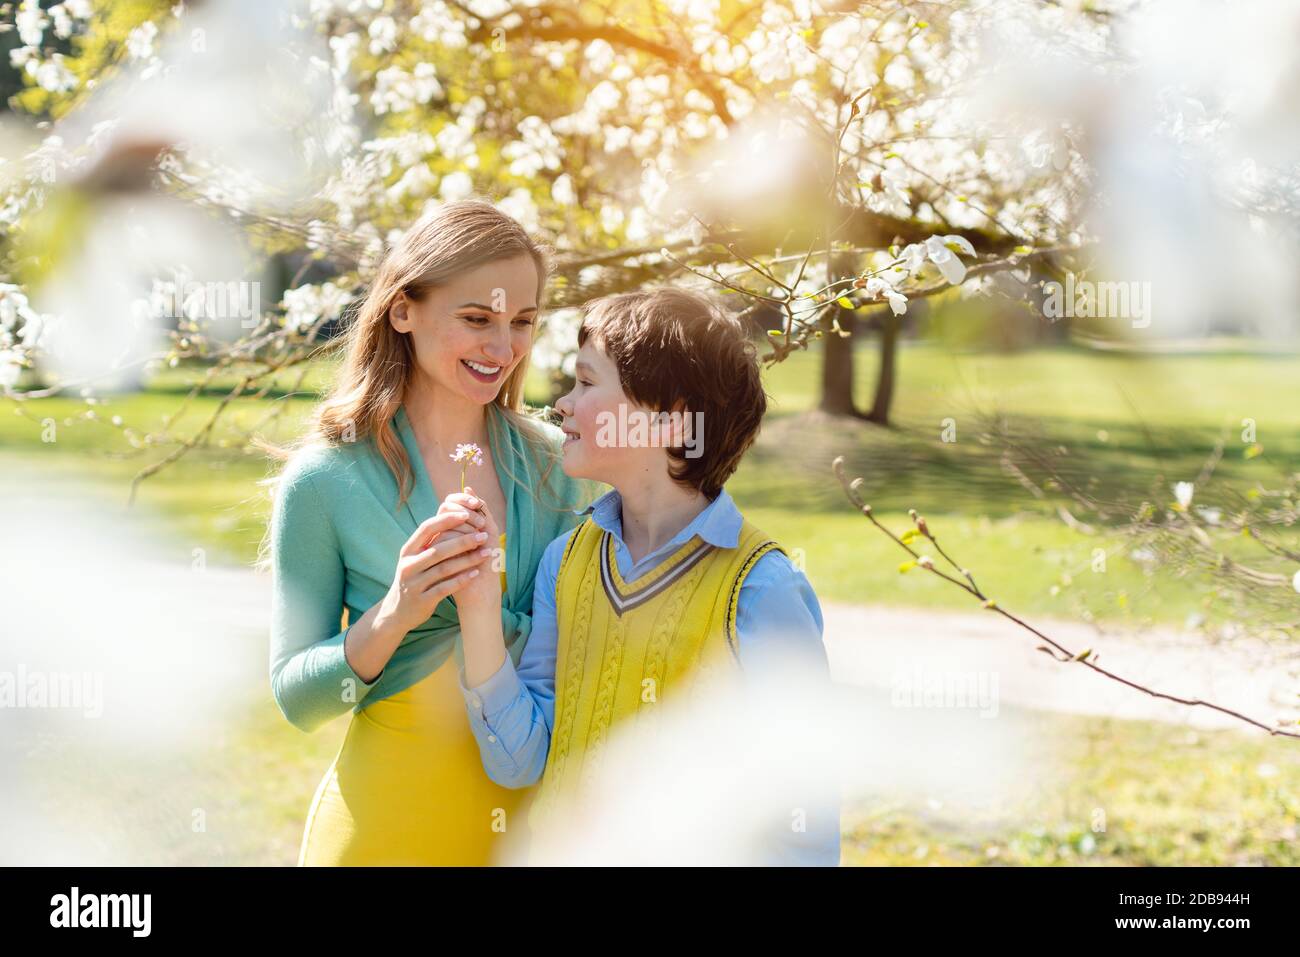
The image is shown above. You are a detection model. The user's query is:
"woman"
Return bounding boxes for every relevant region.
[263,200,589,865]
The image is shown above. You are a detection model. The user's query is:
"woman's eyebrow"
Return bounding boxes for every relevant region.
[455,302,539,314]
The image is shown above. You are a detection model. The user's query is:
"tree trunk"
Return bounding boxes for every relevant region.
[818,250,862,417]
[865,310,898,425]
[818,313,858,416]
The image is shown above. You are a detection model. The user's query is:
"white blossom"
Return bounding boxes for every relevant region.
[898,235,977,286]
[439,170,474,202]
[0,349,23,389]
[370,63,442,114]
[864,277,908,316]
[282,282,352,333]
[16,1,47,47]
[126,21,159,60]
[498,188,540,230]
[551,173,577,206]
[367,16,398,55]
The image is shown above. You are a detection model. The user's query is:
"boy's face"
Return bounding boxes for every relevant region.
[555,336,679,488]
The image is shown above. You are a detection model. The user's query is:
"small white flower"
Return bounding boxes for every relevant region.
[864,276,908,316]
[1173,481,1194,509]
[899,235,977,286]
[451,442,485,490]
[923,235,976,285]
[1292,569,1300,594]
[450,443,485,467]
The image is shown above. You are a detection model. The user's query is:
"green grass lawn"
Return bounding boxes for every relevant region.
[840,705,1300,866]
[8,340,1293,627]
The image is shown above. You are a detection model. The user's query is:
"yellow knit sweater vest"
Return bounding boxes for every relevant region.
[531,514,783,825]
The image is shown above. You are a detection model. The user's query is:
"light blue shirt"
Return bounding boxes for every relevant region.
[459,487,841,866]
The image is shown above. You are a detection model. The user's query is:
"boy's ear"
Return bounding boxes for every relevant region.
[655,399,693,448]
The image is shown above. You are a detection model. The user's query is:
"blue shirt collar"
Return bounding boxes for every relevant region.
[576,486,743,551]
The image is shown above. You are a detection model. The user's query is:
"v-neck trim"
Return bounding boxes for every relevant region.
[599,528,715,616]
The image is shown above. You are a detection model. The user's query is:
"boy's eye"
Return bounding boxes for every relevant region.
[577,378,593,387]
[460,313,490,324]
[512,317,534,327]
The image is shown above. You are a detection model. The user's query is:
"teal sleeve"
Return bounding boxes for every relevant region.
[269,457,382,733]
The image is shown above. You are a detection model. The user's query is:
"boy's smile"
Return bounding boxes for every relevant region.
[554,338,650,484]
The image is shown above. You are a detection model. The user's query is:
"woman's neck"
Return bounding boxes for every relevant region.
[403,375,490,453]
[617,470,710,564]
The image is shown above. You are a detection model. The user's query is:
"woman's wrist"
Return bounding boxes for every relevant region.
[370,594,411,644]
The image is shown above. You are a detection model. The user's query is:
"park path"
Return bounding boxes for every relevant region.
[4,453,1291,736]
[208,561,1296,734]
[822,602,1297,734]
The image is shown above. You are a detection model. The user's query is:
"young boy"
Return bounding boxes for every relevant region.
[451,287,839,865]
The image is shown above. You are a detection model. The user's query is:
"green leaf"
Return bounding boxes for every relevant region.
[898,560,917,573]
[836,296,855,309]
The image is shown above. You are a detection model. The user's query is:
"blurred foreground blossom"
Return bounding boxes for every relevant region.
[964,0,1300,337]
[0,468,257,864]
[4,0,341,390]
[509,646,1026,866]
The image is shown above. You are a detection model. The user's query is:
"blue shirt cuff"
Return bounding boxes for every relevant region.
[458,653,523,721]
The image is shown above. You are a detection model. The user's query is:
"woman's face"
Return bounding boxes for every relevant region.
[391,253,539,405]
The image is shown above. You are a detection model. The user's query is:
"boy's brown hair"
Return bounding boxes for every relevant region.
[577,287,766,500]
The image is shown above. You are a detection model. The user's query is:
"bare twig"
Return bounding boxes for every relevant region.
[831,455,1300,739]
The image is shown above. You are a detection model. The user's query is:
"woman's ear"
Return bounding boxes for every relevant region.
[389,291,411,333]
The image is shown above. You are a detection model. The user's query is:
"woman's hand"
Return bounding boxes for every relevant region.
[439,484,503,615]
[375,506,494,637]
[446,485,510,689]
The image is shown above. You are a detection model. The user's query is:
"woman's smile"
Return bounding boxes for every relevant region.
[461,358,504,383]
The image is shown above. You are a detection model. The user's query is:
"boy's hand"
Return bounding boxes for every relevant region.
[441,485,503,612]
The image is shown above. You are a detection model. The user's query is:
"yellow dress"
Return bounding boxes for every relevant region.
[298,534,532,865]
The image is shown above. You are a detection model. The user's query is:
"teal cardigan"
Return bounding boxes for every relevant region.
[269,402,591,733]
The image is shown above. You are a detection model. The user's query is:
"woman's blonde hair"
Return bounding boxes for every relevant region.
[256,199,564,566]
